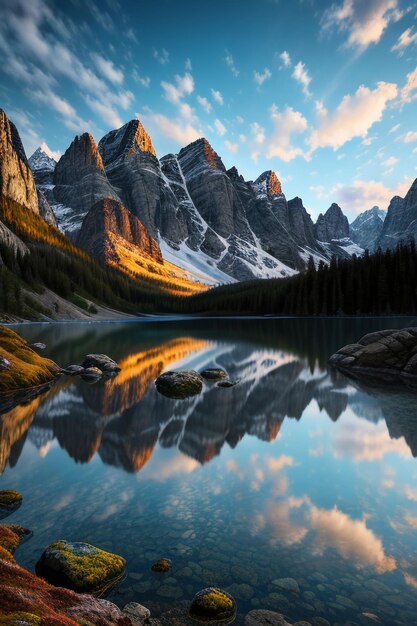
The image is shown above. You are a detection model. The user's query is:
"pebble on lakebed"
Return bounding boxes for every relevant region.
[0,490,22,519]
[36,539,126,595]
[151,558,172,572]
[155,370,203,399]
[189,587,237,624]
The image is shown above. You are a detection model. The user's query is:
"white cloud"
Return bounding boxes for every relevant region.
[153,47,169,64]
[308,81,397,152]
[279,50,292,67]
[321,0,405,51]
[139,111,200,146]
[292,61,312,97]
[161,72,194,104]
[250,122,266,145]
[389,123,401,133]
[392,27,417,54]
[239,133,247,143]
[402,131,417,143]
[254,67,272,86]
[382,156,398,167]
[236,115,244,124]
[333,176,413,213]
[30,87,90,132]
[315,100,327,117]
[401,66,417,104]
[132,69,150,88]
[225,50,239,77]
[85,94,123,129]
[91,53,124,85]
[211,89,224,105]
[197,95,212,114]
[0,0,134,129]
[225,139,239,153]
[267,105,308,162]
[214,118,227,136]
[185,57,192,71]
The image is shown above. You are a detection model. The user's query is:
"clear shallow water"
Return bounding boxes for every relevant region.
[2,318,417,625]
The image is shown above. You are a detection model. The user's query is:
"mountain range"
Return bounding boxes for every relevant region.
[1,106,417,317]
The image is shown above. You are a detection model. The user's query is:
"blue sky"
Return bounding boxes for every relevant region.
[1,0,417,220]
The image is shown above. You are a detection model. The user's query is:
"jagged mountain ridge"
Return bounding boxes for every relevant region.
[25,116,371,284]
[4,106,417,287]
[350,206,386,251]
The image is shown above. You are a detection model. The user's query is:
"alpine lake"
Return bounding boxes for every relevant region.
[2,317,417,626]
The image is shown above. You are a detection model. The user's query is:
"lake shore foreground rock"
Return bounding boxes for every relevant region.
[329,327,417,386]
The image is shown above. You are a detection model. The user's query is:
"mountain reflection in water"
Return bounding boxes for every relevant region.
[2,317,417,475]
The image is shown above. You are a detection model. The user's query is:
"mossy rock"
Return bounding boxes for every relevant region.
[189,587,236,624]
[36,540,126,596]
[0,545,15,563]
[0,524,32,554]
[200,368,227,381]
[0,326,60,395]
[151,558,171,572]
[0,491,22,519]
[155,370,203,399]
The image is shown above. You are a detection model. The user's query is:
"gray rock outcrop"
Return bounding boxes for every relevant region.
[378,179,417,250]
[315,203,349,241]
[329,327,417,386]
[53,133,119,237]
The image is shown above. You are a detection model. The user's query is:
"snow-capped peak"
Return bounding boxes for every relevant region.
[28,146,57,172]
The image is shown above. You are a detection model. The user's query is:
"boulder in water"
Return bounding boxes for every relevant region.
[36,540,126,595]
[155,370,203,399]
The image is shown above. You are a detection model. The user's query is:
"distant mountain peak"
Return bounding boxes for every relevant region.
[28,147,56,172]
[254,170,282,197]
[54,133,104,186]
[98,119,156,166]
[178,137,224,171]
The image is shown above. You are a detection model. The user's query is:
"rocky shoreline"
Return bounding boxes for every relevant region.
[0,489,315,626]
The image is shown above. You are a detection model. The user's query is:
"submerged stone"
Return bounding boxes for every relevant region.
[155,370,203,399]
[151,558,171,572]
[217,379,239,388]
[30,343,46,350]
[36,539,126,596]
[189,587,236,624]
[0,490,22,519]
[201,368,227,380]
[123,602,151,624]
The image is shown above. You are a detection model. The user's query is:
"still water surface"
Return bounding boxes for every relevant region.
[2,318,417,625]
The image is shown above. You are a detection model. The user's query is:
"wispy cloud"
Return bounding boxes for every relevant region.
[254,67,272,87]
[321,0,407,51]
[91,53,124,85]
[197,95,212,114]
[214,118,227,136]
[279,50,292,68]
[225,50,239,77]
[211,88,224,105]
[392,26,417,55]
[308,81,397,152]
[267,105,308,162]
[153,47,170,64]
[292,61,312,97]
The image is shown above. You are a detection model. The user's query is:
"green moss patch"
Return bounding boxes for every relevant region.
[36,540,126,596]
[0,326,60,394]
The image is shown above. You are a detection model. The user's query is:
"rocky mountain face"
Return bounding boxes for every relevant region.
[0,109,39,214]
[98,120,181,243]
[315,203,349,242]
[53,133,119,237]
[378,179,417,250]
[77,197,162,265]
[349,206,386,251]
